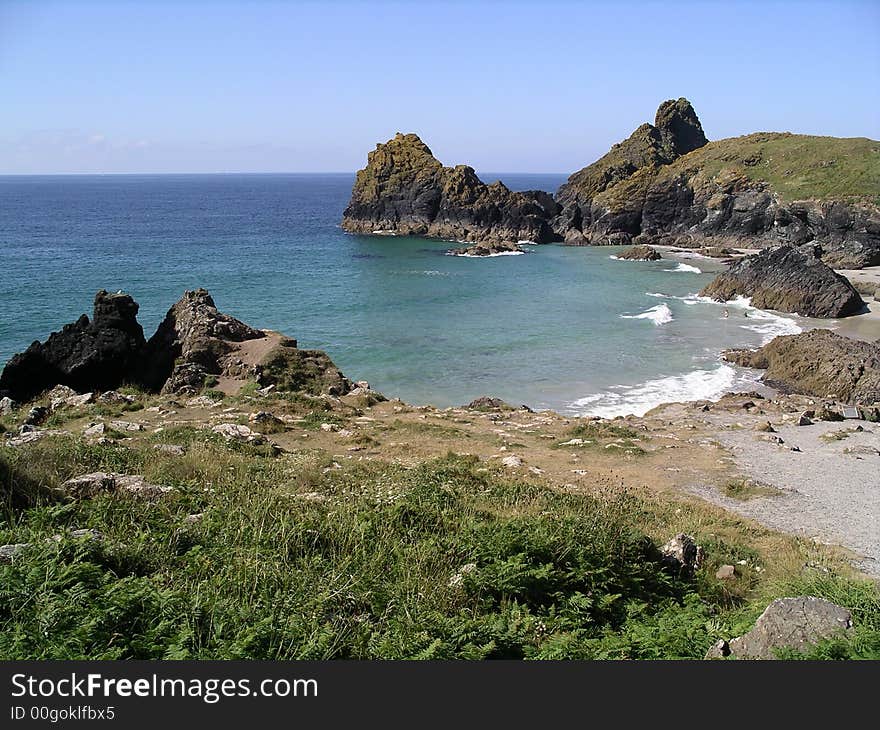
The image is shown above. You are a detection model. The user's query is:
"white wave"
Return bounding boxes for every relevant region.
[620,303,673,326]
[569,364,758,418]
[665,262,702,273]
[609,255,621,260]
[644,292,802,343]
[517,240,539,245]
[446,250,525,258]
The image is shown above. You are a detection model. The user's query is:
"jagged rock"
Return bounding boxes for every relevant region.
[501,455,523,468]
[97,390,135,405]
[0,290,146,402]
[554,98,708,245]
[660,533,704,575]
[725,330,880,404]
[59,472,174,499]
[705,596,852,659]
[0,396,16,415]
[616,245,662,261]
[701,245,864,317]
[139,289,264,393]
[47,385,77,409]
[341,132,561,244]
[448,241,525,257]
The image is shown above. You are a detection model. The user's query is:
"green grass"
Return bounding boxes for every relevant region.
[668,132,880,205]
[553,421,647,456]
[1,437,877,660]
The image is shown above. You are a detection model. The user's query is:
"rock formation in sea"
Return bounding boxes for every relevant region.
[699,245,864,318]
[447,240,525,257]
[341,132,561,244]
[0,290,146,402]
[724,329,880,404]
[1,289,352,401]
[615,244,662,261]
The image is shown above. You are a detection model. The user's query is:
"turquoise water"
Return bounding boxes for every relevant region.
[0,173,807,415]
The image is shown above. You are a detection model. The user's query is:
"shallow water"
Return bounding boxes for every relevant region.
[0,173,824,416]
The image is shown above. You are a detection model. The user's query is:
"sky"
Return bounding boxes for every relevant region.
[1,0,878,174]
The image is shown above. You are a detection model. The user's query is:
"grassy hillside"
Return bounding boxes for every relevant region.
[1,387,878,660]
[667,132,880,205]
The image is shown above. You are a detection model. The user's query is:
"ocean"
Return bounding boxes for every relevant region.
[0,173,814,416]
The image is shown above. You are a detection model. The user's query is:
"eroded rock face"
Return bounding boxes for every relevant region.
[725,329,880,404]
[553,98,708,245]
[447,241,525,257]
[0,291,145,402]
[341,133,561,244]
[138,289,264,393]
[706,596,852,660]
[700,245,864,317]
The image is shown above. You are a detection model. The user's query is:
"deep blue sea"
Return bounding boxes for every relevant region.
[0,173,813,415]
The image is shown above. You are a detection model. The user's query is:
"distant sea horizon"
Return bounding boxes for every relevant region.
[0,172,818,417]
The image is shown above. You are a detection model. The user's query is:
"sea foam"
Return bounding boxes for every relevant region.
[620,303,673,326]
[569,364,759,419]
[665,262,702,273]
[446,250,525,258]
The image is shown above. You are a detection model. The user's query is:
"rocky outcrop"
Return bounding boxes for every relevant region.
[700,245,864,317]
[2,289,353,400]
[0,291,145,402]
[447,240,525,257]
[706,596,851,659]
[138,289,264,393]
[615,245,662,261]
[341,133,561,244]
[724,329,880,404]
[553,98,708,245]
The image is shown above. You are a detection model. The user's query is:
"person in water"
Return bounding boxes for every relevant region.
[722,309,729,318]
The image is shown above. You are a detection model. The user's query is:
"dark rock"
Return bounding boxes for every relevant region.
[341,133,561,244]
[616,244,662,261]
[700,245,864,318]
[24,406,48,426]
[725,329,880,404]
[138,289,263,393]
[659,533,704,576]
[448,241,525,257]
[705,596,851,659]
[0,291,145,402]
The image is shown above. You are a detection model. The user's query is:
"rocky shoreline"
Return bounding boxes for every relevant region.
[342,98,880,270]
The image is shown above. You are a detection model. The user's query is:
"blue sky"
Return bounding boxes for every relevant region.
[1,0,878,173]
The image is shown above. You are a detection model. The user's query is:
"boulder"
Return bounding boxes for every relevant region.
[467,396,513,411]
[705,596,852,659]
[0,396,16,416]
[659,533,704,576]
[211,423,265,444]
[725,330,880,404]
[700,245,864,317]
[59,472,174,499]
[0,290,146,402]
[616,245,662,261]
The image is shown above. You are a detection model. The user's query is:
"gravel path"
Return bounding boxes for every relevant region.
[695,421,880,577]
